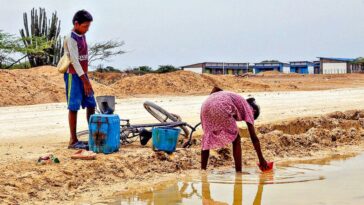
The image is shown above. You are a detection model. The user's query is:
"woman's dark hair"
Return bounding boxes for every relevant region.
[73,10,93,25]
[247,97,260,120]
[210,86,223,94]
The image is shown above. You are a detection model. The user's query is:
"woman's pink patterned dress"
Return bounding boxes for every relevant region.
[200,91,254,150]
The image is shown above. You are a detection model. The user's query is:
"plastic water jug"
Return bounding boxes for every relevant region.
[89,114,120,154]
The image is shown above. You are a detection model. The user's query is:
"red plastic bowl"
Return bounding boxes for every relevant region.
[257,161,274,172]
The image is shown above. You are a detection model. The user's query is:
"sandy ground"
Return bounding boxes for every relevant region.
[1,88,364,204]
[1,110,364,204]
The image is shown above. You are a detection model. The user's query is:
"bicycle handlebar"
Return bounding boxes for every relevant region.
[183,122,201,148]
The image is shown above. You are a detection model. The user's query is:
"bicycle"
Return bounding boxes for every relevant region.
[76,99,201,148]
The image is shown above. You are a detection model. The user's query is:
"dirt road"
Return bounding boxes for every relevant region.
[1,87,364,140]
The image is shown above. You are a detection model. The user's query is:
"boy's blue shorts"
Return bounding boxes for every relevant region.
[64,73,96,111]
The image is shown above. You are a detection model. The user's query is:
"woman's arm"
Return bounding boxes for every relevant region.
[247,123,269,170]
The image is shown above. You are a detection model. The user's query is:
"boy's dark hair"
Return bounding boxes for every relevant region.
[247,97,260,120]
[73,10,93,25]
[210,86,223,94]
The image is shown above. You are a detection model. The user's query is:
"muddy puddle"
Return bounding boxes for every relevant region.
[95,153,364,205]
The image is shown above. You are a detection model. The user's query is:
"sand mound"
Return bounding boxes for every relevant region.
[257,70,283,76]
[0,66,116,106]
[0,66,65,106]
[3,66,364,106]
[88,72,130,86]
[254,110,364,158]
[110,71,271,95]
[110,71,214,95]
[0,67,273,106]
[200,74,270,92]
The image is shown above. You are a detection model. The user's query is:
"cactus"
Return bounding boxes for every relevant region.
[19,8,63,67]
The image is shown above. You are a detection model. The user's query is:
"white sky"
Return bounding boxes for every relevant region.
[1,0,364,69]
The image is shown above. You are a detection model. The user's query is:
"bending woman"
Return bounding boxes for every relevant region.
[200,87,269,172]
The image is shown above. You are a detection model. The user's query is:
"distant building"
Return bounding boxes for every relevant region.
[313,61,321,74]
[181,62,249,75]
[248,64,255,73]
[289,61,314,74]
[350,58,364,73]
[318,57,355,74]
[253,61,290,74]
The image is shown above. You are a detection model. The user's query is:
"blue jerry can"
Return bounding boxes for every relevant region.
[89,114,120,154]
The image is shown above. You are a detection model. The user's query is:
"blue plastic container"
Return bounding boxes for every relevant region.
[152,127,181,153]
[89,114,120,154]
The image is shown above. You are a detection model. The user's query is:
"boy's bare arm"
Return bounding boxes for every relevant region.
[80,75,93,97]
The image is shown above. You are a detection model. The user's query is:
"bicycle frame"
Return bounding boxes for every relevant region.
[120,119,201,147]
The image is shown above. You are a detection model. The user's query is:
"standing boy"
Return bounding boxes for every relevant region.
[65,10,96,149]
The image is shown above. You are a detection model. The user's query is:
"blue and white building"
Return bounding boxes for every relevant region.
[253,61,290,74]
[289,61,314,74]
[181,62,249,75]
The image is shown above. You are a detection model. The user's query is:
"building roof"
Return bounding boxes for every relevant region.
[254,62,289,67]
[290,61,313,64]
[290,61,314,67]
[181,62,249,68]
[317,57,355,62]
[180,63,204,68]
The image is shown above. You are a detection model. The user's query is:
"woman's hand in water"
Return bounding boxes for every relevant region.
[259,158,269,171]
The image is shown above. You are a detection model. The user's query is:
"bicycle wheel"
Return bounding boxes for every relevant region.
[170,113,190,139]
[143,101,190,139]
[144,101,179,122]
[77,128,138,145]
[76,130,90,138]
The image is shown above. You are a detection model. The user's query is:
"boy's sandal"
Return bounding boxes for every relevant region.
[68,141,89,150]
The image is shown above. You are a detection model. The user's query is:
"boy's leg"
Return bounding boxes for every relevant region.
[64,73,83,146]
[232,134,242,172]
[86,107,95,123]
[201,149,210,170]
[68,110,78,145]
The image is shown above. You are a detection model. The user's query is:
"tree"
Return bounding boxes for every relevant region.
[95,65,121,73]
[19,8,63,67]
[354,57,364,64]
[156,65,178,73]
[0,31,17,67]
[0,30,53,69]
[88,40,126,66]
[134,65,153,72]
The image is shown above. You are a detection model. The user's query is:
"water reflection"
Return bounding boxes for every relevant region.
[200,172,272,205]
[201,173,228,205]
[253,173,273,205]
[109,169,313,205]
